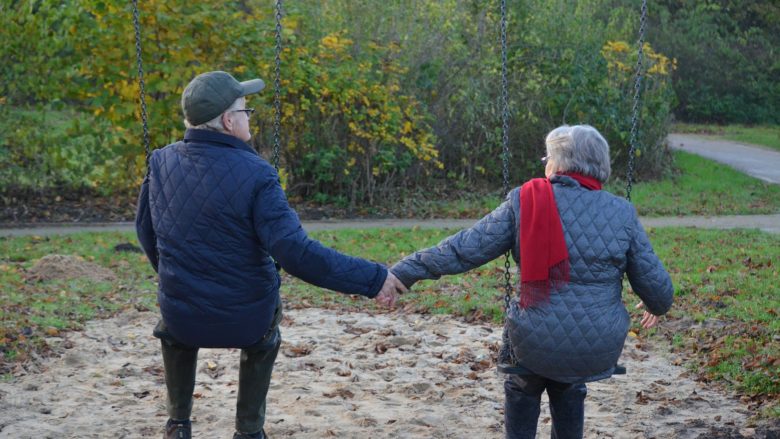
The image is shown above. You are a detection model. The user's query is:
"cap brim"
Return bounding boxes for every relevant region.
[239,79,265,96]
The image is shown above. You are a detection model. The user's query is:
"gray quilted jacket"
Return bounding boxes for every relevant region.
[391,175,673,383]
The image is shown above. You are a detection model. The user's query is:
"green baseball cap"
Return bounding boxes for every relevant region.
[181,71,265,125]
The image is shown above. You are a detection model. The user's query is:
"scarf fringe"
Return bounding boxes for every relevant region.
[518,259,570,309]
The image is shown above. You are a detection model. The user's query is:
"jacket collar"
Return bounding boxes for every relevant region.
[183,129,258,156]
[550,174,579,187]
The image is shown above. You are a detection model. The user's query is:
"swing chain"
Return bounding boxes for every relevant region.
[625,0,647,202]
[272,0,283,172]
[131,0,151,172]
[499,0,513,312]
[500,0,511,200]
[497,0,519,370]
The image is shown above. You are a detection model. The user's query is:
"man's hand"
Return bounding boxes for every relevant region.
[375,272,408,308]
[635,302,659,329]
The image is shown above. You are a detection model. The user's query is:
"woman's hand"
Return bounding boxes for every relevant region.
[375,272,408,308]
[635,302,659,329]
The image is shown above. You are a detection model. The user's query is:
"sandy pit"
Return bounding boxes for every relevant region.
[0,307,767,438]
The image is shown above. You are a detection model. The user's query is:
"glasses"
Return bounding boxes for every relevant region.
[541,156,549,165]
[232,108,255,116]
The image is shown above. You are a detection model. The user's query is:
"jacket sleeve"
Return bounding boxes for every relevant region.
[390,190,517,288]
[252,169,387,298]
[626,209,674,316]
[135,173,158,272]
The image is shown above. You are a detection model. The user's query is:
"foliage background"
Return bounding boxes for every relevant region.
[647,0,780,124]
[2,0,774,206]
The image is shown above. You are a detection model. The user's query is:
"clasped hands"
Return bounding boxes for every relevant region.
[375,271,407,308]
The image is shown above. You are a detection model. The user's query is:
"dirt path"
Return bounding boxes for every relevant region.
[0,307,764,439]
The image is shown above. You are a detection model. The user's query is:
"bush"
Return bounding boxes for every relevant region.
[647,0,780,124]
[1,0,676,203]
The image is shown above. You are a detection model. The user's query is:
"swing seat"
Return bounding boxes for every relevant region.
[497,362,533,375]
[497,363,627,376]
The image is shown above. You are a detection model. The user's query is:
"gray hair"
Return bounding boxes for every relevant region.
[183,97,244,132]
[545,124,611,182]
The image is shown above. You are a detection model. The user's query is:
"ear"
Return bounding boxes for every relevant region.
[222,112,233,132]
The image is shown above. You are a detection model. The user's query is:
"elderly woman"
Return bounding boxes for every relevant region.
[390,124,673,438]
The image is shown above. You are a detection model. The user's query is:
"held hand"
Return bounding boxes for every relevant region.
[375,272,408,308]
[635,302,659,329]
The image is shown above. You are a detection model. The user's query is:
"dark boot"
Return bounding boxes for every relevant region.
[156,321,200,421]
[235,305,282,435]
[164,419,191,439]
[234,335,280,434]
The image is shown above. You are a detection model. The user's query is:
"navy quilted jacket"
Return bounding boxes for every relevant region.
[136,129,387,348]
[391,175,673,383]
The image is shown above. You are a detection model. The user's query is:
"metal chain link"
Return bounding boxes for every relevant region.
[272,0,283,172]
[131,0,151,173]
[499,0,513,312]
[497,0,518,369]
[625,0,647,202]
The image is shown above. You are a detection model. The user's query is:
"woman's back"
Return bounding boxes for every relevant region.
[508,175,672,383]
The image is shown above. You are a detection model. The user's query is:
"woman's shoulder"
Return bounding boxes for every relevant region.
[588,189,636,217]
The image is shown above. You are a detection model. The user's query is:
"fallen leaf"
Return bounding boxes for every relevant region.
[283,344,313,358]
[375,343,389,354]
[323,388,354,399]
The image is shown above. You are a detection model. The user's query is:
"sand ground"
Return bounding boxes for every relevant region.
[0,306,765,439]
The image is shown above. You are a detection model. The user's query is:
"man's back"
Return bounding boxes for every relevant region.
[148,129,280,348]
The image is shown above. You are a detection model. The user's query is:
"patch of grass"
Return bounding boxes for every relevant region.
[673,123,780,152]
[1,227,778,417]
[645,227,780,412]
[606,150,780,216]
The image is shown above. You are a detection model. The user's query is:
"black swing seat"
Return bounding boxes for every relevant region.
[497,363,627,375]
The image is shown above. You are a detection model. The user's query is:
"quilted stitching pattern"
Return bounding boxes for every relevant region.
[137,130,387,348]
[391,175,673,382]
[391,191,517,288]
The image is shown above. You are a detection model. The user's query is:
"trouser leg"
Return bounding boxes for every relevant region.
[504,374,546,439]
[235,304,283,434]
[160,338,199,421]
[547,381,587,439]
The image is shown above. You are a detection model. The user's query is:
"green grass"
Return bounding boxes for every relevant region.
[606,150,780,216]
[647,227,780,402]
[673,123,780,152]
[1,227,778,417]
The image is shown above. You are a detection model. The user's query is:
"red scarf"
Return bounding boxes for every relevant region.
[518,173,601,308]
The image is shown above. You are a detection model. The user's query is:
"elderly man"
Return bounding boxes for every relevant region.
[391,125,673,438]
[136,71,405,439]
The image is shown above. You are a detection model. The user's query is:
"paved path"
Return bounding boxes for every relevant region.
[668,133,780,184]
[1,214,779,237]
